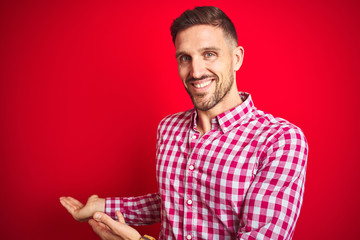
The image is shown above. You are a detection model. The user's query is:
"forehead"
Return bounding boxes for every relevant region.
[174,25,228,52]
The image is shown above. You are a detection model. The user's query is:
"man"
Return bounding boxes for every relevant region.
[60,6,308,240]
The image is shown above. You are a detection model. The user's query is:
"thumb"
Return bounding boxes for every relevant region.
[93,212,117,230]
[88,194,99,200]
[116,210,125,223]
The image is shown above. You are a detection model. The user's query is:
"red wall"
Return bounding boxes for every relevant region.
[1,0,359,239]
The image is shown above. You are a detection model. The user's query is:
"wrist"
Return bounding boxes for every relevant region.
[140,235,156,240]
[96,198,105,212]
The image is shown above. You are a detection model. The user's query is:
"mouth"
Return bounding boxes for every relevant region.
[187,76,215,91]
[192,80,212,89]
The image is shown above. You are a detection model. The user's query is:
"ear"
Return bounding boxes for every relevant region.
[233,46,244,71]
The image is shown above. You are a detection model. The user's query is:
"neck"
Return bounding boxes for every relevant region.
[196,89,242,136]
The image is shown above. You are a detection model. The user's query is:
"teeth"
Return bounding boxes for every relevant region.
[194,81,211,88]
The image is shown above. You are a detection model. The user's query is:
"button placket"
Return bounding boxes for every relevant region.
[185,132,197,240]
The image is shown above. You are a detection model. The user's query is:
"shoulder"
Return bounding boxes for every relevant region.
[157,109,193,133]
[245,107,308,150]
[247,109,308,171]
[251,108,308,154]
[252,108,305,135]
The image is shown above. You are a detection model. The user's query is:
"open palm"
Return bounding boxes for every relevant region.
[60,194,105,222]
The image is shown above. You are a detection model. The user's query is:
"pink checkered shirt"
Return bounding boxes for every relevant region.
[105,92,308,240]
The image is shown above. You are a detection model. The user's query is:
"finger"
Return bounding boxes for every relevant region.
[66,196,84,209]
[60,197,83,211]
[98,221,111,230]
[93,213,141,240]
[60,197,77,214]
[93,212,119,230]
[89,219,106,232]
[60,197,91,221]
[88,219,114,240]
[116,211,125,224]
[88,219,98,228]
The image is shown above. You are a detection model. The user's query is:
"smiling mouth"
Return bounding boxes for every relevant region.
[193,80,212,88]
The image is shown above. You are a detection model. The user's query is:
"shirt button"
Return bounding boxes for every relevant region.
[192,135,197,139]
[187,199,193,205]
[186,235,192,240]
[189,165,194,171]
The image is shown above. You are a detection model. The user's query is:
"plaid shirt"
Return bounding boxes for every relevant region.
[105,92,308,240]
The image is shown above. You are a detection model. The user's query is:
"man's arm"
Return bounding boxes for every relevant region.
[105,192,161,225]
[238,127,308,240]
[60,192,161,226]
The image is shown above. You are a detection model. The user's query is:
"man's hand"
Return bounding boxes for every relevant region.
[60,194,105,222]
[89,211,142,240]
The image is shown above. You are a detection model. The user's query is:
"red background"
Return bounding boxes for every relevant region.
[1,0,359,239]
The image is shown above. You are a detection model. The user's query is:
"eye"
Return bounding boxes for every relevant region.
[179,55,191,62]
[204,52,216,58]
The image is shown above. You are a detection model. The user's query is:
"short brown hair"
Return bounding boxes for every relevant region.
[170,6,238,46]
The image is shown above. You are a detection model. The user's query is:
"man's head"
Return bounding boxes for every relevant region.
[171,7,244,112]
[171,6,238,49]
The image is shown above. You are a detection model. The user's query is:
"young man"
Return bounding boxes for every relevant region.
[60,6,308,240]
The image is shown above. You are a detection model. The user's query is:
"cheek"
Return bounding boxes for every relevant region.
[178,65,188,82]
[217,60,233,76]
[208,62,226,78]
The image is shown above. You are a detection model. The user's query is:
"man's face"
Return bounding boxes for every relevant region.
[175,25,238,111]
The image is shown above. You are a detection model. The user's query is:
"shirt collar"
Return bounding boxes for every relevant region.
[190,92,254,133]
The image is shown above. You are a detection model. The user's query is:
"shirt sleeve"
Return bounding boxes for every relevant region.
[237,127,308,240]
[105,192,161,225]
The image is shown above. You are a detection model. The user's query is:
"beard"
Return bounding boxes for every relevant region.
[186,71,234,111]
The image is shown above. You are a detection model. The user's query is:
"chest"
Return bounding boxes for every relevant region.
[156,128,267,201]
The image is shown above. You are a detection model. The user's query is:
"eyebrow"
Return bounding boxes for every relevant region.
[175,51,186,59]
[175,47,222,58]
[200,47,221,52]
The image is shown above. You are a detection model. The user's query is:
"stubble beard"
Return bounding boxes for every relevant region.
[187,71,234,111]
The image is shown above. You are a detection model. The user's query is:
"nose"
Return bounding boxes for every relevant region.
[190,57,206,79]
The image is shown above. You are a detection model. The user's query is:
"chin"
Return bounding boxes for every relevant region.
[194,100,216,111]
